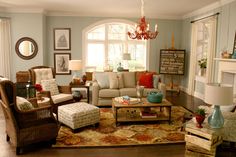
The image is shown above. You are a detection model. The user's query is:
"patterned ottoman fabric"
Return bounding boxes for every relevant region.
[58,102,100,130]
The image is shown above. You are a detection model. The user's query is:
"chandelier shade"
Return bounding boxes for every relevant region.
[127,0,158,40]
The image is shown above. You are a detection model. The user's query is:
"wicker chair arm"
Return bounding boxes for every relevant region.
[16,105,56,128]
[58,85,71,94]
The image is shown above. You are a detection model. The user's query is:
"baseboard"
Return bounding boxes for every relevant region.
[179,86,188,93]
[193,91,204,100]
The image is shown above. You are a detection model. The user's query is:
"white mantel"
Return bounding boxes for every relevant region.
[214,58,236,98]
[214,58,236,82]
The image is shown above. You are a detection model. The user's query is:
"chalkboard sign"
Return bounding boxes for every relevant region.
[159,49,185,75]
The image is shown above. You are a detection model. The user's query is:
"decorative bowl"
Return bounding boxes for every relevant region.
[147,91,163,103]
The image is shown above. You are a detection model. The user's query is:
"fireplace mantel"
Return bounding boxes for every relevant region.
[214,58,236,82]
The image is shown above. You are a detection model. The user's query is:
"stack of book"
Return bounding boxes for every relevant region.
[114,96,139,105]
[140,110,157,118]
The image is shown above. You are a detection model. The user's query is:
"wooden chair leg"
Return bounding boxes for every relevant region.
[6,134,10,142]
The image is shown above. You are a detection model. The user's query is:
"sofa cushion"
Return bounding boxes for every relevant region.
[119,88,137,97]
[99,89,119,98]
[41,79,59,96]
[94,72,110,89]
[117,73,124,88]
[122,72,136,88]
[139,73,154,88]
[34,68,53,84]
[51,93,73,104]
[143,88,160,97]
[108,73,119,89]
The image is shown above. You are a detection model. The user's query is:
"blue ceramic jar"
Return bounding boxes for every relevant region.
[147,91,163,103]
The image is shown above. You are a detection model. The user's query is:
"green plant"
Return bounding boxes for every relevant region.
[195,108,206,116]
[198,58,207,69]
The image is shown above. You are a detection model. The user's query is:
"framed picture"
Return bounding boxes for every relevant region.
[54,28,71,50]
[233,32,236,54]
[54,53,71,75]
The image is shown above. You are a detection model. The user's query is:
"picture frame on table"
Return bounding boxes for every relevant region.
[54,53,71,75]
[53,28,71,50]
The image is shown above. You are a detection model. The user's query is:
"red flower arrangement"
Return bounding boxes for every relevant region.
[34,84,42,92]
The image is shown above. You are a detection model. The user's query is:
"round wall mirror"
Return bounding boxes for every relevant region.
[15,37,38,60]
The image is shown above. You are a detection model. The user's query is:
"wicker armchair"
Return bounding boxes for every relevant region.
[0,79,59,155]
[29,66,74,119]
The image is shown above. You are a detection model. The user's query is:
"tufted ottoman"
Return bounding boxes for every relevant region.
[58,102,100,130]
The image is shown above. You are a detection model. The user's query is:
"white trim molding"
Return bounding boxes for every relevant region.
[183,0,235,19]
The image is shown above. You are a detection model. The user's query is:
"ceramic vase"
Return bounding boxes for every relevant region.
[195,115,205,128]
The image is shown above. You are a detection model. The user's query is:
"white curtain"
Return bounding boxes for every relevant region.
[206,17,217,83]
[188,23,198,95]
[0,18,11,79]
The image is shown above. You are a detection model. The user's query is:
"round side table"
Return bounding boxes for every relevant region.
[37,97,50,106]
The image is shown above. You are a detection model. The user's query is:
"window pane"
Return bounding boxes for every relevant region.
[128,44,146,70]
[108,24,125,40]
[87,43,105,70]
[108,43,123,69]
[88,25,105,40]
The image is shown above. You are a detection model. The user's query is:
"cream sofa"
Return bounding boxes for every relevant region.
[92,71,166,106]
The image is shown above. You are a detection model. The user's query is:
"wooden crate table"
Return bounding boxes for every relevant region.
[112,98,172,126]
[185,120,223,157]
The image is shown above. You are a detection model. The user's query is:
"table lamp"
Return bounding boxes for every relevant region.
[204,83,233,128]
[123,53,131,70]
[69,60,82,84]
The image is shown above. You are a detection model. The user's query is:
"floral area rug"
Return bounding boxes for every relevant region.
[54,106,191,148]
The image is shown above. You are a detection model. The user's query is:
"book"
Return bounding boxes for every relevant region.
[140,111,157,118]
[114,96,139,105]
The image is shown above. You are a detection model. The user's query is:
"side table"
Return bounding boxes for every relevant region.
[185,120,223,157]
[37,97,50,107]
[70,84,90,103]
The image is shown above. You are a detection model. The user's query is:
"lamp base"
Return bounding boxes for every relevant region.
[208,105,224,129]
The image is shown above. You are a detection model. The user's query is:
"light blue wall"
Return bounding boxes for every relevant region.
[180,0,236,94]
[0,13,45,81]
[46,16,182,85]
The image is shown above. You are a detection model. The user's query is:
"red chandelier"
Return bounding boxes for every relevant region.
[127,0,158,40]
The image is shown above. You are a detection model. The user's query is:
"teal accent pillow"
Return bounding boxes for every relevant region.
[153,75,162,89]
[16,96,34,111]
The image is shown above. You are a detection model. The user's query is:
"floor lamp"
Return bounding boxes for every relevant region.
[204,83,233,128]
[123,53,131,70]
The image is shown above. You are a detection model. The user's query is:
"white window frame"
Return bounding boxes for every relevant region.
[82,19,150,72]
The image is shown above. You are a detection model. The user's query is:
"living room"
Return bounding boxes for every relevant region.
[0,0,236,156]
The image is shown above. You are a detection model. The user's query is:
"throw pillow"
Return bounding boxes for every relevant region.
[94,72,110,89]
[41,79,59,96]
[109,73,119,89]
[117,73,124,88]
[123,72,136,88]
[153,74,162,89]
[16,96,34,111]
[139,73,154,88]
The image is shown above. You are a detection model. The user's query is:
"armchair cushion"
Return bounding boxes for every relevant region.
[51,93,73,104]
[41,79,59,96]
[34,68,53,84]
[16,96,34,111]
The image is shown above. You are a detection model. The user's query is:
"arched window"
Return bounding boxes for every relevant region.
[83,19,148,71]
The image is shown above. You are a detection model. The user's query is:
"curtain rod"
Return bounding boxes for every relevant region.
[191,12,220,23]
[0,16,11,19]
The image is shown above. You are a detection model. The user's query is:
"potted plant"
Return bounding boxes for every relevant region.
[34,84,43,100]
[195,108,206,128]
[198,58,207,76]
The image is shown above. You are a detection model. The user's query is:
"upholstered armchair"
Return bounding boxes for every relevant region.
[29,66,74,118]
[0,78,59,155]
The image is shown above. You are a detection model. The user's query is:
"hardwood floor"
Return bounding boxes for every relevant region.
[0,91,235,157]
